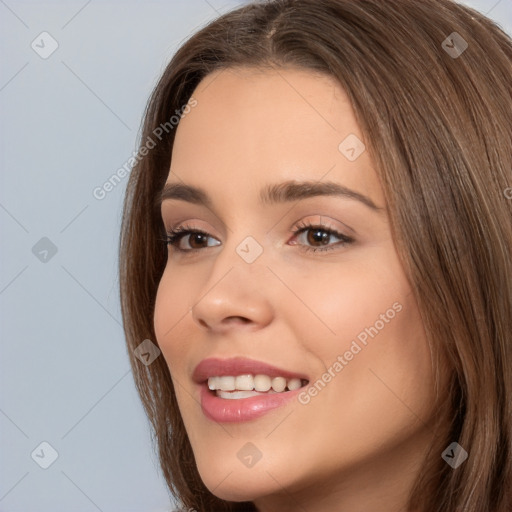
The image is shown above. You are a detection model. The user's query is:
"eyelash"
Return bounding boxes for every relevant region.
[164,220,354,255]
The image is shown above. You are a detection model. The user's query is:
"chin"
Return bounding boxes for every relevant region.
[200,471,266,502]
[196,458,290,503]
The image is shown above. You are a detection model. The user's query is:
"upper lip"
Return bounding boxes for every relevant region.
[192,357,309,384]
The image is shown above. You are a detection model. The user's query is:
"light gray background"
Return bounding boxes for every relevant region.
[0,1,510,511]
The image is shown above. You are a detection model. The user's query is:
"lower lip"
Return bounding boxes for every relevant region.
[199,384,302,423]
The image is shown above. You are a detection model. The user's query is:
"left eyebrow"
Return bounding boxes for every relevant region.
[158,179,385,214]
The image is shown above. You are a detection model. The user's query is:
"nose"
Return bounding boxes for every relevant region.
[190,256,274,334]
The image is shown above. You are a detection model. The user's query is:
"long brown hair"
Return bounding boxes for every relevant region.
[119,1,512,510]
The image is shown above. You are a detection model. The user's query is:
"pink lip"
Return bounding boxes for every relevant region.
[192,357,309,423]
[199,384,304,423]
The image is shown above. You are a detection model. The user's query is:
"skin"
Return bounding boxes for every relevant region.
[154,66,438,512]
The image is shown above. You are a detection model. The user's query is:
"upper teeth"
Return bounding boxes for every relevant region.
[208,375,304,393]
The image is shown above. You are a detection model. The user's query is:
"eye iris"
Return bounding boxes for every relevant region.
[189,232,208,249]
[307,229,329,246]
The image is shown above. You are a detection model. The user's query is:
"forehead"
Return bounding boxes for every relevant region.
[168,66,383,207]
[174,66,350,149]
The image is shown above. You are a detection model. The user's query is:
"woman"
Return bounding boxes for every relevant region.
[119,0,512,510]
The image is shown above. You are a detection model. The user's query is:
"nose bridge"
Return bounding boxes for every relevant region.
[205,230,268,297]
[212,211,269,277]
[190,230,273,330]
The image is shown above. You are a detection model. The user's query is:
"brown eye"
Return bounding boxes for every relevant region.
[185,232,209,249]
[166,228,220,252]
[306,228,331,246]
[290,224,355,253]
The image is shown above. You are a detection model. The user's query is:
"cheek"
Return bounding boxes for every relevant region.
[153,273,202,423]
[320,305,432,468]
[153,269,193,370]
[277,248,410,360]
[297,288,433,457]
[281,248,434,437]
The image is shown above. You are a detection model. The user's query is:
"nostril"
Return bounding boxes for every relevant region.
[225,316,251,324]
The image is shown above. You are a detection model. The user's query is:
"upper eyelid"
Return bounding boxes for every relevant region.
[165,220,347,237]
[160,197,360,237]
[163,212,353,233]
[165,222,353,249]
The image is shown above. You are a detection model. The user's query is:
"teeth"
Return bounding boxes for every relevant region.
[235,374,254,391]
[254,374,272,392]
[207,374,306,394]
[207,377,217,391]
[219,376,235,391]
[271,376,287,392]
[287,378,301,391]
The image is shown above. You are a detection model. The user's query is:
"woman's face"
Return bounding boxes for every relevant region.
[154,67,437,511]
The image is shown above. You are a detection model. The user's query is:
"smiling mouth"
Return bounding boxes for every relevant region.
[206,374,309,399]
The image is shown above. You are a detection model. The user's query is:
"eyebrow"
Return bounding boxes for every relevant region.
[158,180,385,213]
